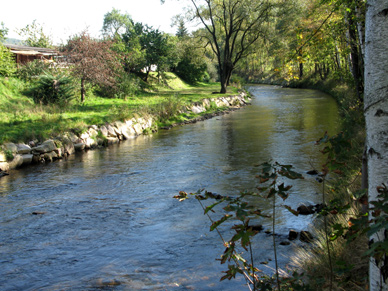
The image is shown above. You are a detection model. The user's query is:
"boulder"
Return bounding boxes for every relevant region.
[3,143,18,153]
[300,231,313,243]
[60,136,75,156]
[202,98,211,109]
[191,105,206,114]
[133,123,143,135]
[16,144,32,154]
[8,154,23,169]
[43,151,58,162]
[32,140,57,154]
[74,143,86,151]
[100,126,109,138]
[68,132,82,144]
[21,154,33,166]
[106,124,117,138]
[122,127,136,140]
[84,137,98,149]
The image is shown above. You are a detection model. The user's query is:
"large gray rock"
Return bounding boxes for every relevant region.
[133,123,143,135]
[32,140,57,154]
[16,144,31,154]
[43,151,58,162]
[191,104,206,114]
[21,154,33,166]
[74,143,86,151]
[3,143,18,153]
[122,126,136,140]
[84,137,98,149]
[99,126,109,138]
[8,154,23,169]
[106,124,118,138]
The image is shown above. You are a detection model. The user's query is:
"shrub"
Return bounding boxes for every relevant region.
[28,71,75,105]
[17,60,54,81]
[0,44,17,77]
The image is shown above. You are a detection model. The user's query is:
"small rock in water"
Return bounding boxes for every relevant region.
[306,169,319,175]
[280,241,291,246]
[250,225,263,232]
[288,229,298,241]
[32,211,46,215]
[297,205,315,215]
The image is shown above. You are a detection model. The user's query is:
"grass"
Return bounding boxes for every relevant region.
[0,72,240,145]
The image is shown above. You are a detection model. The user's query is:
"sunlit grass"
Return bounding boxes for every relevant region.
[0,73,239,144]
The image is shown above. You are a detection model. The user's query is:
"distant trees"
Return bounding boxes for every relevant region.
[64,31,122,102]
[17,20,53,48]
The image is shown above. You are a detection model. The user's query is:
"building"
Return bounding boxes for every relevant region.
[3,44,59,66]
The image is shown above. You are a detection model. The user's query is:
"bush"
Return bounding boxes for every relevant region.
[175,57,208,84]
[0,44,17,77]
[17,60,52,81]
[28,71,75,105]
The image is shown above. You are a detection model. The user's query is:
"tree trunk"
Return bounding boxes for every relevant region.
[364,1,388,290]
[81,78,86,103]
[348,11,364,102]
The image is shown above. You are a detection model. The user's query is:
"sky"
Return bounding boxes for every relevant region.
[0,0,190,44]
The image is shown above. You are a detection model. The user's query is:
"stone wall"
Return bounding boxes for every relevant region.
[0,92,250,174]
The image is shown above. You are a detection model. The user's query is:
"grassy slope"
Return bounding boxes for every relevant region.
[0,73,239,144]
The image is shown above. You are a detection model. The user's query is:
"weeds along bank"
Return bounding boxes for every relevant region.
[0,91,250,176]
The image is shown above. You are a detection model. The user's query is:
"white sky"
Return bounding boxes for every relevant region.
[0,0,190,45]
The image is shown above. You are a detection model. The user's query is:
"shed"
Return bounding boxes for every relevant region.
[3,44,59,66]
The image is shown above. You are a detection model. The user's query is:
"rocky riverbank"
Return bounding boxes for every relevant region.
[0,92,250,176]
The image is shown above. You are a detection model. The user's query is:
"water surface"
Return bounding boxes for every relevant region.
[0,85,339,290]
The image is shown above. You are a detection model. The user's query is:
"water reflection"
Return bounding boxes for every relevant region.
[0,85,339,290]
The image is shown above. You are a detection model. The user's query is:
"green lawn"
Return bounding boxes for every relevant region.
[0,73,239,144]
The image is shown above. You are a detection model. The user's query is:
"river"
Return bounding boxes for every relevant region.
[0,85,339,290]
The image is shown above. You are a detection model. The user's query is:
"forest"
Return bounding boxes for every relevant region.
[0,0,387,290]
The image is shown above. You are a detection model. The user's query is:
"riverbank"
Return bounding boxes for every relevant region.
[0,90,250,176]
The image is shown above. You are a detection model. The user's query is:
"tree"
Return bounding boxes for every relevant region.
[17,20,53,48]
[176,19,189,38]
[0,22,8,42]
[64,31,122,102]
[364,0,388,289]
[0,24,16,77]
[102,8,133,39]
[123,23,176,82]
[189,0,274,93]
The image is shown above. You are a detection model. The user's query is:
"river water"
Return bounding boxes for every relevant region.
[0,85,339,290]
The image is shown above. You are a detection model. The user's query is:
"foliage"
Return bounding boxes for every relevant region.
[102,8,133,39]
[17,59,52,81]
[64,30,122,102]
[0,22,8,42]
[123,23,177,82]
[27,71,75,105]
[17,20,53,48]
[175,39,208,84]
[0,44,17,77]
[189,0,275,93]
[174,162,304,290]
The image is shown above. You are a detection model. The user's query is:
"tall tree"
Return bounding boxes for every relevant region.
[64,31,122,102]
[364,0,388,290]
[189,0,274,93]
[17,20,53,48]
[102,8,133,39]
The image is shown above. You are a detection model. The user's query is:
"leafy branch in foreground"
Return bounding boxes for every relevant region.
[174,162,306,291]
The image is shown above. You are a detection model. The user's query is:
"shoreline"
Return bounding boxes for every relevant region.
[0,91,251,177]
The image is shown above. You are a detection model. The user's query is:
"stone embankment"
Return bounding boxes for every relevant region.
[0,92,250,176]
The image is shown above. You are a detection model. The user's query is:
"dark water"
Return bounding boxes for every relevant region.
[0,85,339,290]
